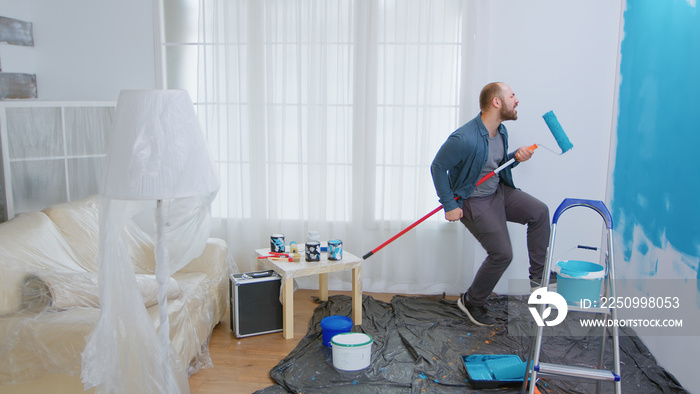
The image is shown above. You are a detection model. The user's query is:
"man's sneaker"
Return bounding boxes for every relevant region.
[530,272,557,292]
[457,294,495,327]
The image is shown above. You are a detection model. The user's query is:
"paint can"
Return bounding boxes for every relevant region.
[270,234,285,253]
[331,332,373,371]
[305,241,321,262]
[328,239,343,261]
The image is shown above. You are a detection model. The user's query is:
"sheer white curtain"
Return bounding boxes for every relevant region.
[164,0,479,294]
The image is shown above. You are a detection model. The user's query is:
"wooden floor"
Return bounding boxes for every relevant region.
[188,289,398,393]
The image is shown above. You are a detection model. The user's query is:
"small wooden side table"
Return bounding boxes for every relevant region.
[255,248,363,339]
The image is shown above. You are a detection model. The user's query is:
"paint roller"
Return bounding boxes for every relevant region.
[532,111,574,155]
[362,111,573,260]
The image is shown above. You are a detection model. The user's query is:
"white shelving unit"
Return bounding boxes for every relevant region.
[0,101,115,221]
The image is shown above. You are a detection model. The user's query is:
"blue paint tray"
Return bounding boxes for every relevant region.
[462,354,527,389]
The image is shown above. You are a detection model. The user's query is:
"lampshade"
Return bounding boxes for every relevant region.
[101,89,219,200]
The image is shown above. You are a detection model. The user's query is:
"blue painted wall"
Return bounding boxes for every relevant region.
[613,0,700,279]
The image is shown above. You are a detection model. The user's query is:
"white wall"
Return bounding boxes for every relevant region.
[0,2,34,74]
[0,0,158,101]
[465,1,624,294]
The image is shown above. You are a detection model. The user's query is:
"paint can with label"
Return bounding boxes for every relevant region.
[270,234,285,253]
[328,239,343,261]
[305,241,321,262]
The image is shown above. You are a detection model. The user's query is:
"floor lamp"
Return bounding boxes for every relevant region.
[82,90,219,393]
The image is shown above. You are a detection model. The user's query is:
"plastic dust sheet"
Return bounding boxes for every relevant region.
[257,294,688,393]
[80,89,224,394]
[0,195,232,392]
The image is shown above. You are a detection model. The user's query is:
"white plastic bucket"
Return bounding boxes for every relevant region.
[331,332,373,371]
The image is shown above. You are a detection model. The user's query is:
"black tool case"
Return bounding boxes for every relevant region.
[229,270,283,338]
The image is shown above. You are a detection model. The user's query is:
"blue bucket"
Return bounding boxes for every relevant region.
[320,316,353,347]
[554,260,605,306]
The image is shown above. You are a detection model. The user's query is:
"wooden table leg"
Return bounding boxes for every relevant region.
[352,266,362,325]
[319,273,328,301]
[282,277,294,339]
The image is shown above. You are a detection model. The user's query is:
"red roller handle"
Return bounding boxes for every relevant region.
[362,204,445,260]
[362,145,537,260]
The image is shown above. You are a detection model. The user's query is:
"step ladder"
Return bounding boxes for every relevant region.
[523,198,622,394]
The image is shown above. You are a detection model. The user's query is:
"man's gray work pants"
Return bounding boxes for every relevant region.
[459,182,550,306]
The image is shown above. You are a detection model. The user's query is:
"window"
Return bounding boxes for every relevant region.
[160,0,465,222]
[374,0,464,221]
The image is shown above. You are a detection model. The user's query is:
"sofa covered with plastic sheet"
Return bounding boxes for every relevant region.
[0,195,231,393]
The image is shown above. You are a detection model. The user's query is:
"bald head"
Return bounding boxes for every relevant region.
[479,82,505,111]
[479,82,519,124]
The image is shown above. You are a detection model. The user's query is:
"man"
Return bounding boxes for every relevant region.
[430,82,550,326]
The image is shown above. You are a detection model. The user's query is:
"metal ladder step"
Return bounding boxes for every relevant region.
[535,362,621,382]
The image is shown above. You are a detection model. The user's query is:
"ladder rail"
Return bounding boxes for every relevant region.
[523,221,559,393]
[607,228,622,393]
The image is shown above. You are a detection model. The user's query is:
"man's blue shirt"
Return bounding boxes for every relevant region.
[430,113,518,212]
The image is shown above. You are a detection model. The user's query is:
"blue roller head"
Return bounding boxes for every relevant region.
[542,111,573,153]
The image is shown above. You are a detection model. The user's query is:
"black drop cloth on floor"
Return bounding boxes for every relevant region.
[256,294,687,393]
